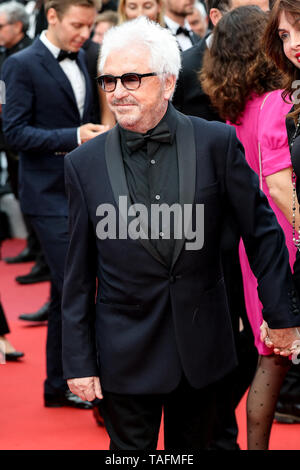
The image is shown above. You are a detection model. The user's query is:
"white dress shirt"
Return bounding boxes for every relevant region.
[206,32,213,49]
[164,16,194,51]
[39,31,86,145]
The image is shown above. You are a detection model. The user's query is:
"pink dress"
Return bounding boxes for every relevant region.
[228,90,296,355]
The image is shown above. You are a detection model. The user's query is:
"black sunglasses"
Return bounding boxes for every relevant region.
[96,72,158,92]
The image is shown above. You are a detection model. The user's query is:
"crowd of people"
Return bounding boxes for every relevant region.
[1,0,300,452]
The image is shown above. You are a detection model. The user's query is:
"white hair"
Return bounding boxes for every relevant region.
[99,16,181,80]
[0,1,29,32]
[194,1,208,18]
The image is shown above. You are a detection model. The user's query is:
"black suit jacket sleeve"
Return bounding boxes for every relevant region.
[225,127,300,329]
[172,39,222,121]
[2,56,78,153]
[62,155,98,379]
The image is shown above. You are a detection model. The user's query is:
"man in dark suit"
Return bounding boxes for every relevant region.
[164,0,200,51]
[0,1,51,305]
[2,0,107,409]
[62,17,300,449]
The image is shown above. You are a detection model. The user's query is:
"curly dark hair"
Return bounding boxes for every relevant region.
[200,6,284,124]
[263,0,300,122]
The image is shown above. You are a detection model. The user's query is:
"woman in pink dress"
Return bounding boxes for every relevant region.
[201,5,298,449]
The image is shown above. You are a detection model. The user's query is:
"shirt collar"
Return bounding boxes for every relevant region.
[206,32,213,49]
[164,15,192,35]
[39,30,60,59]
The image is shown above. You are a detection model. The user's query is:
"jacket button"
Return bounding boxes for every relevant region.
[169,275,176,284]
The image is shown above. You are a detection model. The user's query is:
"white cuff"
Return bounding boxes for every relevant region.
[77,127,81,146]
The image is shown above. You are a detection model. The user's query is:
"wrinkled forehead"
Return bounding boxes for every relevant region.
[102,45,153,73]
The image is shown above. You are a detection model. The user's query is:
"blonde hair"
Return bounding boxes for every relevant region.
[95,10,118,26]
[117,0,165,26]
[45,0,101,18]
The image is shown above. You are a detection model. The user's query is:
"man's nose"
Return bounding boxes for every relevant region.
[113,79,129,98]
[80,26,91,41]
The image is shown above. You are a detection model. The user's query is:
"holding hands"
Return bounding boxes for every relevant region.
[260,320,300,357]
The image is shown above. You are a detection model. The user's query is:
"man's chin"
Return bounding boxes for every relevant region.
[117,116,140,131]
[116,111,139,125]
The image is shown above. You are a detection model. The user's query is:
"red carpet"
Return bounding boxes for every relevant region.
[1,239,300,450]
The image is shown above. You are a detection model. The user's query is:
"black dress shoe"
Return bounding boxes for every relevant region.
[275,400,300,423]
[44,390,93,409]
[19,301,50,322]
[4,247,37,264]
[15,263,51,285]
[5,351,24,361]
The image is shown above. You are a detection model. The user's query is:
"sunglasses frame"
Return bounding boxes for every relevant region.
[96,72,158,92]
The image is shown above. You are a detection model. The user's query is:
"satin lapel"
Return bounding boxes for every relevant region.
[77,50,92,122]
[190,32,200,46]
[35,39,80,119]
[171,112,196,270]
[105,126,166,267]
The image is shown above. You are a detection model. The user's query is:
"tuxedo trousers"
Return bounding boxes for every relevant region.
[99,374,217,450]
[28,215,69,396]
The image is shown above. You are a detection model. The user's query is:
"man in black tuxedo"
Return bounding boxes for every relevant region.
[62,17,300,449]
[164,0,200,51]
[2,0,107,409]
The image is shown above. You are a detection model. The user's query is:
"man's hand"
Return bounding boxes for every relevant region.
[79,123,109,144]
[260,320,300,356]
[67,376,103,401]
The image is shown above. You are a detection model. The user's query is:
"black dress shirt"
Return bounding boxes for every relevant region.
[119,103,179,267]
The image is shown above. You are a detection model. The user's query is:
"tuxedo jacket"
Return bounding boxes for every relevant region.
[165,22,200,53]
[172,36,222,121]
[0,34,32,151]
[1,37,93,216]
[62,109,300,395]
[82,38,101,125]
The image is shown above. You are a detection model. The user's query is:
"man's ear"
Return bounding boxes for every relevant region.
[209,8,223,26]
[13,20,23,35]
[47,7,59,26]
[163,74,176,100]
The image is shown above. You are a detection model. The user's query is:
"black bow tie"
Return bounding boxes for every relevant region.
[57,50,78,62]
[176,26,191,37]
[125,121,172,156]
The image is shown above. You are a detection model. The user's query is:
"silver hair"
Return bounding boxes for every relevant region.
[99,16,181,80]
[0,1,30,33]
[194,1,208,18]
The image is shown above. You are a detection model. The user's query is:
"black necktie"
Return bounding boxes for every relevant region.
[176,26,191,37]
[125,121,172,156]
[57,50,78,62]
